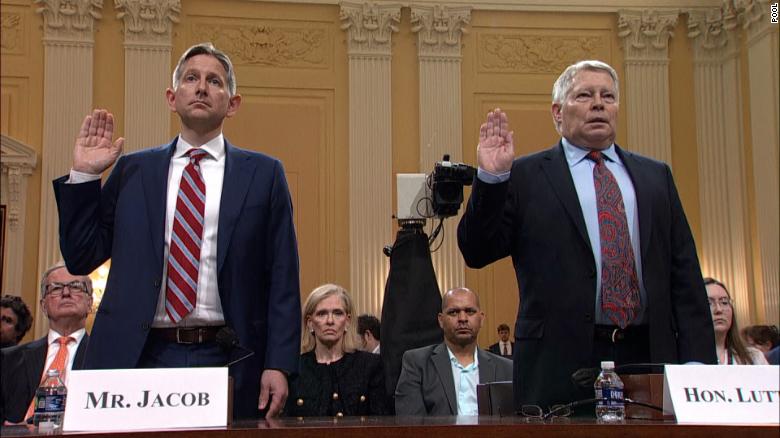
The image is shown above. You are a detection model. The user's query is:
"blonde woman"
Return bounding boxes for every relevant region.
[284,284,390,417]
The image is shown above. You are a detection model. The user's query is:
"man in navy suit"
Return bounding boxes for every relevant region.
[1,263,91,423]
[458,60,716,412]
[53,43,301,419]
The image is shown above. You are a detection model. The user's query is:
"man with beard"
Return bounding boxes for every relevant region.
[394,287,512,415]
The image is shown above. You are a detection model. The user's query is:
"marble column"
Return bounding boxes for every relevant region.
[410,4,470,294]
[737,0,779,325]
[687,5,752,324]
[340,2,401,316]
[617,9,678,164]
[115,0,181,152]
[35,0,103,336]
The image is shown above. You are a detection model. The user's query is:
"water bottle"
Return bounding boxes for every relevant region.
[33,369,67,429]
[594,360,625,422]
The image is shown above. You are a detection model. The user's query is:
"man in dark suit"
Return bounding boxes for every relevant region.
[395,287,513,415]
[458,60,716,412]
[1,263,91,423]
[487,323,513,359]
[52,43,300,419]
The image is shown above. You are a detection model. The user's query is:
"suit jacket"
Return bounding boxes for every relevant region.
[487,342,514,359]
[394,343,513,415]
[1,335,88,423]
[458,142,717,409]
[52,138,301,419]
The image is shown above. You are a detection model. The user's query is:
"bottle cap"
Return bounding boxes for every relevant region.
[600,361,615,369]
[46,369,60,377]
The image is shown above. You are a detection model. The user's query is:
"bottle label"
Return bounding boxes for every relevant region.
[595,388,624,407]
[35,394,66,413]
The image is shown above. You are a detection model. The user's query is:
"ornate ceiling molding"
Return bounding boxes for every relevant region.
[340,1,401,56]
[410,4,470,58]
[35,0,103,43]
[734,0,776,42]
[686,3,740,61]
[618,9,679,61]
[115,0,180,45]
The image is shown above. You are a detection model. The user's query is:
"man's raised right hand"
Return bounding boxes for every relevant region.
[477,108,515,175]
[73,109,125,175]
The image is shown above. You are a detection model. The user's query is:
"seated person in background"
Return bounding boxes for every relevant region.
[488,323,514,359]
[357,314,381,354]
[705,278,767,365]
[285,284,390,417]
[1,295,33,348]
[395,287,513,416]
[1,262,92,423]
[741,324,779,364]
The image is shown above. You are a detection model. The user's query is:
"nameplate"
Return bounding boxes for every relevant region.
[663,365,779,424]
[63,368,228,432]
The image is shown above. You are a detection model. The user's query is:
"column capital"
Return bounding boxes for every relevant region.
[410,4,471,59]
[115,0,180,46]
[735,0,777,43]
[618,9,679,61]
[686,5,740,61]
[35,0,103,43]
[340,1,401,56]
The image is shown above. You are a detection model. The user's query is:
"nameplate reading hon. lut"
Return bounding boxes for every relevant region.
[63,368,229,431]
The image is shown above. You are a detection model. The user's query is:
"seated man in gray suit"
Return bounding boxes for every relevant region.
[395,287,512,415]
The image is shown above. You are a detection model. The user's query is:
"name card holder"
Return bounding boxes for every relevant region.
[663,365,779,425]
[63,368,229,432]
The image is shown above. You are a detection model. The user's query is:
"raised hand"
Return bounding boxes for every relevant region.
[477,108,514,175]
[73,109,125,174]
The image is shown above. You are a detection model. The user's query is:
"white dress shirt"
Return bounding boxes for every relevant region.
[45,328,86,384]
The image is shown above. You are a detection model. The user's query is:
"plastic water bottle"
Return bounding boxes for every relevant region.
[594,360,625,422]
[33,369,67,429]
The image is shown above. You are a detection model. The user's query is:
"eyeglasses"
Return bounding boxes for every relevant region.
[708,297,732,308]
[45,281,89,298]
[519,397,663,420]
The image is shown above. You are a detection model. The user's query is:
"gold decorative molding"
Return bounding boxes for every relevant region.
[35,0,103,42]
[115,0,180,45]
[339,1,401,56]
[686,5,739,60]
[410,4,471,58]
[618,9,679,60]
[478,33,604,74]
[735,0,777,43]
[191,21,329,68]
[1,13,23,54]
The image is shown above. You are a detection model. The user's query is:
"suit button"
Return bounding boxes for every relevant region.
[296,398,304,406]
[336,412,344,418]
[359,395,366,402]
[141,323,150,330]
[153,280,161,288]
[585,313,593,322]
[332,392,339,400]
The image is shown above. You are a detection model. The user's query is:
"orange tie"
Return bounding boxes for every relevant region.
[25,336,74,421]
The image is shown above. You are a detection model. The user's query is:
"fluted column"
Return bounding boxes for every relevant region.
[115,0,180,152]
[738,0,779,325]
[617,9,678,164]
[687,5,752,324]
[410,4,470,293]
[35,0,103,336]
[340,2,400,316]
[0,135,37,296]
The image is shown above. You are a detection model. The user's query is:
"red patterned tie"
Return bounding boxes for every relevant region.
[166,148,209,323]
[587,151,640,328]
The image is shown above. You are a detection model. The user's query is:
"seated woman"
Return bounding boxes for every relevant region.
[741,324,780,364]
[285,284,390,417]
[705,278,767,365]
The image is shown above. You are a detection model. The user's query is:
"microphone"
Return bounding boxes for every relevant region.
[216,327,255,367]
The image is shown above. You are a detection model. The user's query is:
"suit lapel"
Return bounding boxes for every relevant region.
[24,338,48,395]
[142,140,177,270]
[540,142,592,251]
[477,349,497,382]
[615,145,652,261]
[431,343,457,415]
[73,334,89,370]
[217,141,255,274]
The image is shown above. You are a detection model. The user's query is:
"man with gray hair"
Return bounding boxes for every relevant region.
[1,262,92,423]
[458,60,716,413]
[52,43,301,419]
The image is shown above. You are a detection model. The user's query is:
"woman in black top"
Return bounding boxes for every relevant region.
[285,284,390,417]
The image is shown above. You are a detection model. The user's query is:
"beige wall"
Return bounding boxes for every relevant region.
[1,0,777,348]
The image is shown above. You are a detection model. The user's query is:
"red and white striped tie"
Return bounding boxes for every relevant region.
[165,148,209,323]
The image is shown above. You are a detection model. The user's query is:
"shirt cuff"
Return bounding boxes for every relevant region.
[67,169,101,184]
[477,168,510,184]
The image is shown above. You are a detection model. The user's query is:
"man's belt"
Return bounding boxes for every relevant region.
[149,326,224,344]
[594,324,649,344]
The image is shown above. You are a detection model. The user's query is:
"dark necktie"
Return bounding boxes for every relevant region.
[501,344,507,356]
[587,151,640,328]
[166,148,209,323]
